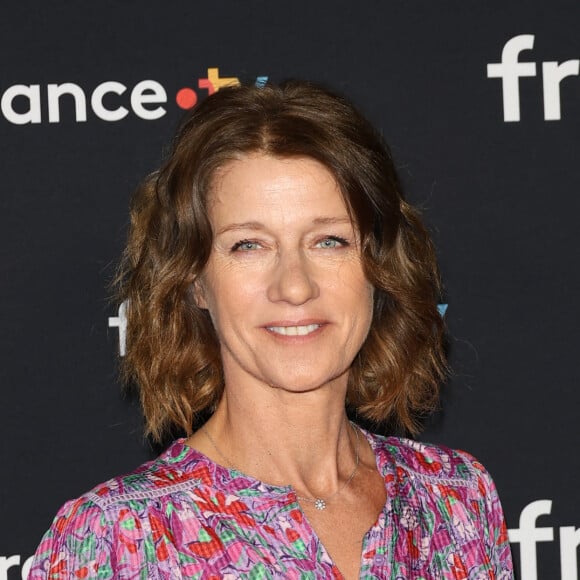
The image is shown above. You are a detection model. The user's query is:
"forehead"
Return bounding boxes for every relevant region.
[208,154,350,224]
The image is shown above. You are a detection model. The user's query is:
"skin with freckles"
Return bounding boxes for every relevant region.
[189,154,385,580]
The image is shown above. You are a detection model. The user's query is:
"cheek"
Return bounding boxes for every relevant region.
[332,266,373,330]
[351,271,374,326]
[341,264,373,305]
[360,284,375,327]
[202,270,261,328]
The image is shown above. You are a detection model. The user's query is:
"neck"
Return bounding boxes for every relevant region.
[193,373,357,497]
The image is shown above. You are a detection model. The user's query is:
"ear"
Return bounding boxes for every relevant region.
[191,277,208,310]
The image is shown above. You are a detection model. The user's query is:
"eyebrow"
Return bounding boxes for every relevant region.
[215,217,352,236]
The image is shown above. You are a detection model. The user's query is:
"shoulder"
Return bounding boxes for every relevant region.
[369,435,512,578]
[368,431,510,534]
[29,440,207,578]
[42,438,212,527]
[83,439,211,511]
[368,431,494,491]
[365,433,513,575]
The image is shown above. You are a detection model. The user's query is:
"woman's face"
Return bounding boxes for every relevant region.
[197,154,374,396]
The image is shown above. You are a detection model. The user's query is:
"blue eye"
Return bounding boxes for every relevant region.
[317,236,348,249]
[231,240,259,251]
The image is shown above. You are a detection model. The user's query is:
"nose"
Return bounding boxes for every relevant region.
[266,250,319,305]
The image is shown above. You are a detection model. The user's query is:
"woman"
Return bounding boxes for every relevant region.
[30,81,513,579]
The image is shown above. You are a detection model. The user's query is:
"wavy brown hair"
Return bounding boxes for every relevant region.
[116,80,447,442]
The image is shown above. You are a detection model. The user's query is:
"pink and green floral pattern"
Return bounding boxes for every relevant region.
[30,430,513,578]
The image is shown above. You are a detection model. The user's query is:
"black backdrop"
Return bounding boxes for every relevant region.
[1,2,579,579]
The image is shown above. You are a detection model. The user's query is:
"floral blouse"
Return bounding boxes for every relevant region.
[30,430,513,579]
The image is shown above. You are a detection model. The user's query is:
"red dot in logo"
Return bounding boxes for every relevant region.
[176,88,198,109]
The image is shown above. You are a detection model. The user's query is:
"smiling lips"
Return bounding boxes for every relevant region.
[266,323,322,336]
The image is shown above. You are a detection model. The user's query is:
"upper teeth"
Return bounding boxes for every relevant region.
[268,324,320,336]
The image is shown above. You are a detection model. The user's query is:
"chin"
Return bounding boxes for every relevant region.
[262,367,348,394]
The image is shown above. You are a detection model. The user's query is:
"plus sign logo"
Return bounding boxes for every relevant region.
[175,67,268,110]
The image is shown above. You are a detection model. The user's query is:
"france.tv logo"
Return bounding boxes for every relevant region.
[0,67,268,125]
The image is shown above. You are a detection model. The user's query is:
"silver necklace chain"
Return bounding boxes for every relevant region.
[201,421,361,511]
[294,423,360,510]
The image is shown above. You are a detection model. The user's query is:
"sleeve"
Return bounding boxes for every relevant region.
[28,497,115,580]
[463,452,514,579]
